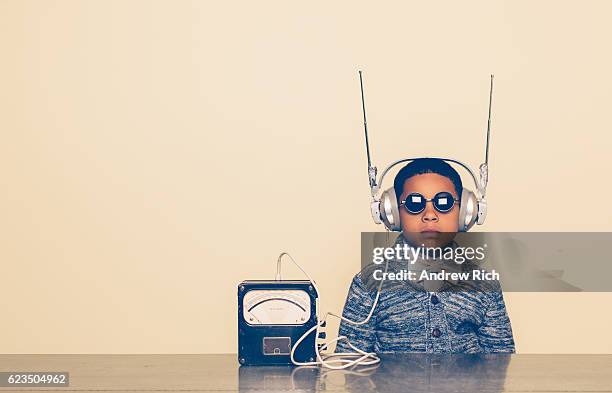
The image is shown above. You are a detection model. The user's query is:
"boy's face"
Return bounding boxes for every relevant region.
[398,173,459,247]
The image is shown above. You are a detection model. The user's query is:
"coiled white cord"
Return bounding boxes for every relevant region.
[276,251,389,369]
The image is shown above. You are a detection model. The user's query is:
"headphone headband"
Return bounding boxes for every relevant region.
[372,157,486,199]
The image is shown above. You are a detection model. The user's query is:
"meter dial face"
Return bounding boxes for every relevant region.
[243,289,311,325]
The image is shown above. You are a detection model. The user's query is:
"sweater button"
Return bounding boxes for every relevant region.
[431,295,439,305]
[432,328,442,338]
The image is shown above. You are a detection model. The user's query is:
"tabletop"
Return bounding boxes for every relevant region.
[0,353,611,392]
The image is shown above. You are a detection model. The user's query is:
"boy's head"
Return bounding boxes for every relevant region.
[393,158,463,247]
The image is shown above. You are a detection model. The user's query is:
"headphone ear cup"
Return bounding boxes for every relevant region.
[458,188,478,232]
[379,187,401,232]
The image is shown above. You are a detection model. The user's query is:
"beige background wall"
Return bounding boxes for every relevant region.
[1,0,611,353]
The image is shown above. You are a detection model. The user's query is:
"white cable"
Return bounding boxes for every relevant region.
[275,253,283,280]
[276,251,390,369]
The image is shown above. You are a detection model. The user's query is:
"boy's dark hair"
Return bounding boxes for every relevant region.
[393,158,463,202]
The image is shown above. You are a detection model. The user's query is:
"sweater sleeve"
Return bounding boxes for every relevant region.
[477,289,516,353]
[334,273,379,353]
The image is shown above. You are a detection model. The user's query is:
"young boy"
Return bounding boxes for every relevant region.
[336,158,515,354]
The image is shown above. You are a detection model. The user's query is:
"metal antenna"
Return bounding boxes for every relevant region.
[479,74,494,195]
[485,74,494,165]
[359,71,377,191]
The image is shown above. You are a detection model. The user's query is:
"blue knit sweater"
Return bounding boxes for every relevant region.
[335,237,516,354]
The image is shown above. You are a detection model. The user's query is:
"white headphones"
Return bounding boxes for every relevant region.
[358,72,494,232]
[369,158,488,232]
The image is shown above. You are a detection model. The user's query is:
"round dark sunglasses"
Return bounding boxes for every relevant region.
[400,192,460,214]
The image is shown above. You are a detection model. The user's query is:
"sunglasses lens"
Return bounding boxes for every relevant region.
[404,193,426,214]
[433,192,455,212]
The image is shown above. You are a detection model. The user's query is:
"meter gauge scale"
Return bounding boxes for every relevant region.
[243,289,311,325]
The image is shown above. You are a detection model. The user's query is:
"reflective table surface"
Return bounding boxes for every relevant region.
[0,354,611,392]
